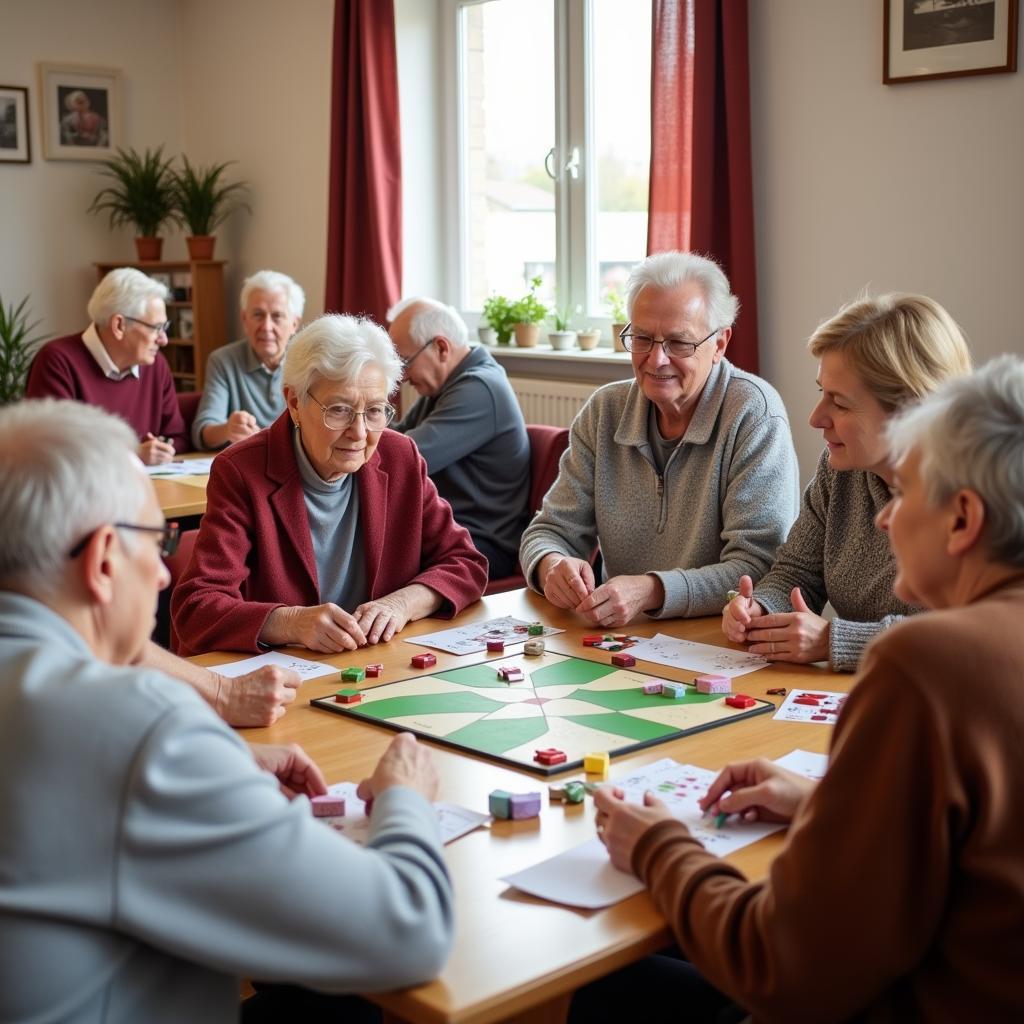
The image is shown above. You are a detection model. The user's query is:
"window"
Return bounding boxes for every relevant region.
[451,0,651,331]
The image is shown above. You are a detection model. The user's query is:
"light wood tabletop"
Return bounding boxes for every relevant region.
[194,589,848,1024]
[152,452,212,518]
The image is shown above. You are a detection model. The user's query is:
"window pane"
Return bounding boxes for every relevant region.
[461,0,556,310]
[591,0,651,315]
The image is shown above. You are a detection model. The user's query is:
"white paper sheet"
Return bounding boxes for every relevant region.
[211,650,339,681]
[407,615,564,655]
[625,633,768,678]
[145,457,216,477]
[772,688,847,725]
[773,748,829,779]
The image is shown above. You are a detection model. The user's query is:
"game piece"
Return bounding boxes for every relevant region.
[489,789,512,819]
[694,674,731,694]
[563,781,586,803]
[411,652,436,669]
[524,638,545,656]
[714,810,729,829]
[535,747,567,766]
[661,681,688,700]
[725,694,756,709]
[486,639,505,653]
[726,589,740,603]
[527,622,544,636]
[614,635,630,642]
[311,795,346,817]
[334,689,362,704]
[605,643,624,652]
[583,781,602,795]
[513,625,529,633]
[611,652,636,668]
[642,681,663,695]
[548,783,568,802]
[584,752,610,779]
[582,635,603,647]
[509,792,542,819]
[365,663,383,678]
[766,687,787,697]
[794,696,820,706]
[341,667,365,683]
[497,665,524,683]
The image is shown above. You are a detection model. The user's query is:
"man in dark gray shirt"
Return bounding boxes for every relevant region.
[389,298,530,579]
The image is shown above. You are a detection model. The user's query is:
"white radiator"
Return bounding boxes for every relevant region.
[507,377,596,427]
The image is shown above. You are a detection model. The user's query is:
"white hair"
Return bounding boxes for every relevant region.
[283,314,403,397]
[0,400,149,595]
[240,269,306,319]
[886,355,1024,569]
[625,251,739,332]
[87,268,170,327]
[386,297,469,348]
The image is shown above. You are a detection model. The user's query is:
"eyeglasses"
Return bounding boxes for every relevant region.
[401,337,436,370]
[306,393,396,432]
[68,521,181,559]
[619,323,721,359]
[123,315,172,337]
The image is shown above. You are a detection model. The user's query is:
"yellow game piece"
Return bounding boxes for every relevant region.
[583,751,609,779]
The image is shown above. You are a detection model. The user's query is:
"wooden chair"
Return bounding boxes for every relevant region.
[176,390,202,452]
[165,528,200,653]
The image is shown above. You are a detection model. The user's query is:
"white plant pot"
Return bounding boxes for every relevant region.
[577,329,601,351]
[548,330,577,351]
[477,325,497,345]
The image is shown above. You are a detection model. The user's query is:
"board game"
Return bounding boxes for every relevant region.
[311,651,773,776]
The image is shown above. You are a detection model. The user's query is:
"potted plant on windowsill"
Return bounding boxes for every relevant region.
[171,156,250,261]
[577,326,602,350]
[0,293,47,404]
[548,306,576,350]
[511,275,548,348]
[481,293,515,345]
[605,288,628,352]
[88,146,177,261]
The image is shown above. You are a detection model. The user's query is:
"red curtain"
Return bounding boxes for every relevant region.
[324,0,402,324]
[647,0,759,373]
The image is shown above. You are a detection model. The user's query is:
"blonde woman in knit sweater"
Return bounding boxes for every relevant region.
[722,293,971,670]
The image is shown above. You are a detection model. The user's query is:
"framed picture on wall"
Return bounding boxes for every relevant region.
[885,0,1019,83]
[37,62,122,160]
[0,86,30,164]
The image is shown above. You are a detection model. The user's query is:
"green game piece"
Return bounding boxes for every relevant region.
[605,643,624,652]
[528,622,544,636]
[341,667,365,683]
[563,781,586,804]
[714,811,729,829]
[489,789,512,818]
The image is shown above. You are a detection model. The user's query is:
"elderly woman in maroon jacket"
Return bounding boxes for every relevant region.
[172,314,488,655]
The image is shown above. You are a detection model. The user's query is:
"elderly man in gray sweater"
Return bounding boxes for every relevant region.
[520,252,799,627]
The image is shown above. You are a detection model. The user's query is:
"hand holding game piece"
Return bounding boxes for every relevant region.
[538,553,596,610]
[720,575,764,642]
[699,758,817,824]
[250,742,328,800]
[212,664,300,726]
[266,602,368,652]
[744,587,830,663]
[574,574,664,628]
[594,785,676,874]
[139,432,176,465]
[357,732,439,805]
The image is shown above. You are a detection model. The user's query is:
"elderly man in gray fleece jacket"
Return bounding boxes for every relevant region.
[520,252,799,626]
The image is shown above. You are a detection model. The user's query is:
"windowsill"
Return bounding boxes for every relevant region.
[481,344,631,365]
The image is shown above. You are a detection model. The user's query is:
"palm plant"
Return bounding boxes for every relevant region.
[171,157,250,236]
[0,294,47,404]
[88,146,177,238]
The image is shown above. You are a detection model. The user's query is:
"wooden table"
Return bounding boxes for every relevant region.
[152,453,211,518]
[195,590,848,1024]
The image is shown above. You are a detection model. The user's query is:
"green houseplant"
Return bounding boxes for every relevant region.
[511,275,549,348]
[0,294,47,404]
[482,292,516,345]
[172,156,250,261]
[88,146,177,261]
[605,288,628,351]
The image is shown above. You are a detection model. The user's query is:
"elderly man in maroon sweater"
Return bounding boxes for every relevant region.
[27,268,186,464]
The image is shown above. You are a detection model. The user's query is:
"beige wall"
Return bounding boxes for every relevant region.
[0,0,184,338]
[749,0,1024,477]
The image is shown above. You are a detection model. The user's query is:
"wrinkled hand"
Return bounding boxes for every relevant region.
[275,603,368,652]
[745,587,830,662]
[574,574,663,628]
[594,785,676,874]
[721,575,765,643]
[539,554,595,610]
[251,742,327,799]
[357,733,439,807]
[139,433,175,465]
[213,665,300,726]
[225,410,259,443]
[699,758,817,825]
[353,593,412,645]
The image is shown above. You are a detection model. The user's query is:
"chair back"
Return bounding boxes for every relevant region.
[176,391,202,452]
[165,528,199,652]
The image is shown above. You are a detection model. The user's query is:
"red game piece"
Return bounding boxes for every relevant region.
[725,694,756,709]
[487,639,505,653]
[534,747,567,766]
[611,652,636,668]
[411,653,436,669]
[794,696,820,706]
[334,689,362,705]
[582,635,603,647]
[365,663,383,678]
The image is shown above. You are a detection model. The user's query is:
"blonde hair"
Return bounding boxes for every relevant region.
[809,293,972,411]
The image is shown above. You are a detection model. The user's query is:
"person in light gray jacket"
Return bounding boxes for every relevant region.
[0,399,453,1024]
[520,252,799,627]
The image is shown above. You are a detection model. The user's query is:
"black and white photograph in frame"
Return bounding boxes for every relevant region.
[885,0,1019,82]
[37,62,121,160]
[0,86,30,164]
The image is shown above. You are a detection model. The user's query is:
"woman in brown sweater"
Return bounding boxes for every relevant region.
[580,355,1024,1024]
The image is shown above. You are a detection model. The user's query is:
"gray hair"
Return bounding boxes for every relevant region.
[87,268,170,327]
[0,400,149,595]
[625,251,739,332]
[240,269,306,319]
[886,355,1024,569]
[283,314,403,397]
[386,297,469,348]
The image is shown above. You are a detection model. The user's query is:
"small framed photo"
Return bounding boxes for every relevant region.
[177,309,195,340]
[37,62,121,160]
[0,86,30,164]
[884,0,1019,83]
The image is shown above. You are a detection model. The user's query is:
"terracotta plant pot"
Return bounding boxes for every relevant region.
[612,322,627,352]
[186,235,216,261]
[548,330,576,351]
[513,322,540,348]
[577,328,601,351]
[135,236,163,261]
